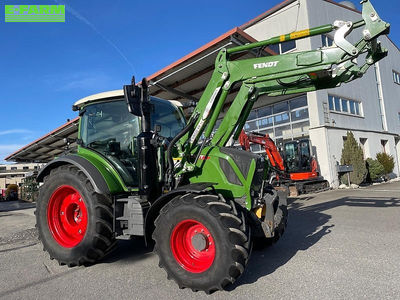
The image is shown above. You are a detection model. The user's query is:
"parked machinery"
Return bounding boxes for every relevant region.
[20,171,39,202]
[5,184,18,201]
[239,131,329,195]
[0,189,5,201]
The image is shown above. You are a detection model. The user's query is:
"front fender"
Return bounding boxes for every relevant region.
[144,182,216,244]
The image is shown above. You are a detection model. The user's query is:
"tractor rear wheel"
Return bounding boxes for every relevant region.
[36,165,115,266]
[153,193,252,294]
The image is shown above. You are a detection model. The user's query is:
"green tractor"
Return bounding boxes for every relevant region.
[36,1,389,293]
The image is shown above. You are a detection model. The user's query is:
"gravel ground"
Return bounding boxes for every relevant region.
[0,227,38,245]
[0,182,399,299]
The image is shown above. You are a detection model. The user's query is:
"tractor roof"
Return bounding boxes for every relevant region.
[73,89,182,110]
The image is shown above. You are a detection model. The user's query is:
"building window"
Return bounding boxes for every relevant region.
[250,144,261,152]
[321,34,334,47]
[0,167,6,171]
[341,99,348,113]
[281,40,296,53]
[269,40,296,54]
[243,95,309,153]
[398,112,400,122]
[328,95,334,110]
[334,97,341,112]
[381,140,388,153]
[11,167,17,171]
[393,70,400,85]
[328,95,362,116]
[23,166,29,170]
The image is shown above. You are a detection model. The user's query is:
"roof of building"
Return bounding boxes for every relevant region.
[144,27,274,103]
[5,118,79,163]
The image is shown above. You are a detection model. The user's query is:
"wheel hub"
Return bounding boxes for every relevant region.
[191,233,207,251]
[170,219,215,273]
[47,185,88,248]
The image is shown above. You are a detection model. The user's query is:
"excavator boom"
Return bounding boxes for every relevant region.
[239,130,285,172]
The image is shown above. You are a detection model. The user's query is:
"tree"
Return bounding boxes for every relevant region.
[366,158,385,182]
[376,152,395,175]
[340,131,367,185]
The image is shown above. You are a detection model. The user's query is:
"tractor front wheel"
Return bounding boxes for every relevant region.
[153,193,252,293]
[36,165,115,266]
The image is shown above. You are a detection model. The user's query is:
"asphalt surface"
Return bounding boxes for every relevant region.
[1,181,400,299]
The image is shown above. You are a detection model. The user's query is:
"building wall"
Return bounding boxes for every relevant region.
[244,0,311,52]
[376,40,400,134]
[305,0,400,184]
[0,163,40,190]
[243,0,400,187]
[310,127,399,186]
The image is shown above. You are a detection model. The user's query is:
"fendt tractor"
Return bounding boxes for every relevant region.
[36,1,389,293]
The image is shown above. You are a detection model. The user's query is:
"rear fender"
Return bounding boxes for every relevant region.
[37,155,110,195]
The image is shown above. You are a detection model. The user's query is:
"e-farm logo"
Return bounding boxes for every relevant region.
[5,5,65,22]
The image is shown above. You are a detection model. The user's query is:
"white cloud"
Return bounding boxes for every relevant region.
[57,72,111,91]
[0,144,25,163]
[0,129,33,136]
[42,71,117,92]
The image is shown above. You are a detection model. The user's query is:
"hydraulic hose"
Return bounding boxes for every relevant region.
[166,116,198,185]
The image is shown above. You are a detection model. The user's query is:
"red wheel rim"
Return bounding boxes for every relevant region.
[47,185,88,248]
[170,219,215,273]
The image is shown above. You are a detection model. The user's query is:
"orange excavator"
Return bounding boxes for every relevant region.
[239,130,329,195]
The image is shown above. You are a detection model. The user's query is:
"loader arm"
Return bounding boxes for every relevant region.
[171,0,389,179]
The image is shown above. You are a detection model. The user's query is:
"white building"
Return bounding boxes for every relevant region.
[0,163,41,189]
[239,0,400,187]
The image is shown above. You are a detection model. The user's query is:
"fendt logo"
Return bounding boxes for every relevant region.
[5,5,65,22]
[253,61,279,70]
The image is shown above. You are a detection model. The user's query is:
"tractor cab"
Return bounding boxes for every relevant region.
[74,90,186,188]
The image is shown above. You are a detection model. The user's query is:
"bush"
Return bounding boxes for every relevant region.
[340,131,367,185]
[376,152,395,175]
[366,158,385,181]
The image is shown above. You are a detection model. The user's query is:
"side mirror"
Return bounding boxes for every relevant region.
[123,76,142,116]
[124,76,153,133]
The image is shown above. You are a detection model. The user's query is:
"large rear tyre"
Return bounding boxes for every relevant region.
[153,193,252,294]
[36,165,115,266]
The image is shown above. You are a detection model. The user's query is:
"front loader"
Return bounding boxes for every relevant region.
[36,1,389,293]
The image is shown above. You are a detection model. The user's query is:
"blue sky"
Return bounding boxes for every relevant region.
[0,0,398,162]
